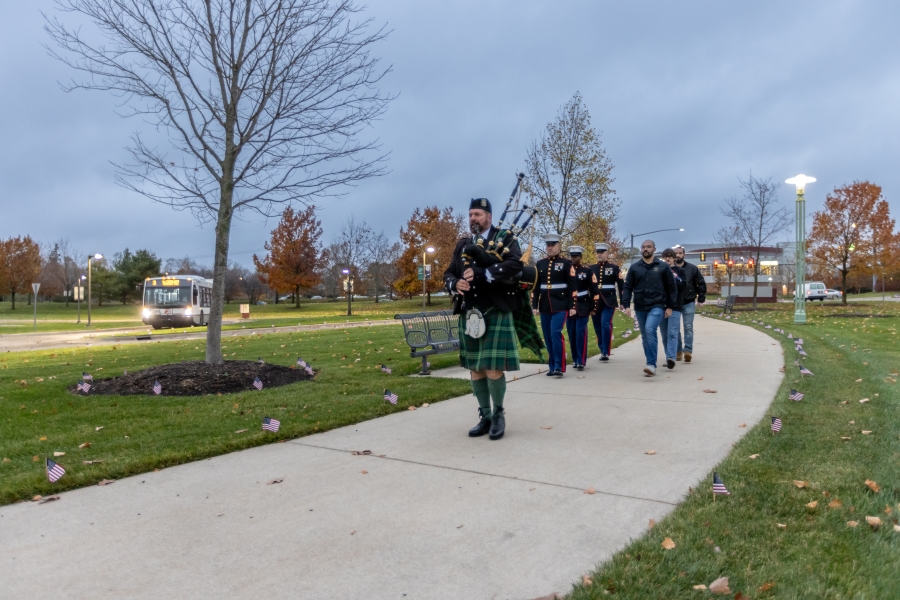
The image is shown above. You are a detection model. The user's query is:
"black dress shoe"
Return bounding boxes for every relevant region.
[600,354,609,362]
[468,408,492,437]
[576,364,584,371]
[553,370,564,377]
[666,358,675,369]
[489,410,505,440]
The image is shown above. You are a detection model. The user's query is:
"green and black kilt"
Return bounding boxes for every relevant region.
[458,308,520,372]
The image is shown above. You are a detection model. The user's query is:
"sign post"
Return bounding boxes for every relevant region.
[32,283,41,331]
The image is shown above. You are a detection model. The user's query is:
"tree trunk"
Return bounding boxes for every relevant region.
[206,183,233,365]
[841,269,848,306]
[10,290,16,310]
[295,285,301,308]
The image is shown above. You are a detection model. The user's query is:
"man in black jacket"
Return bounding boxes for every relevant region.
[621,239,677,377]
[674,247,707,363]
[444,198,524,440]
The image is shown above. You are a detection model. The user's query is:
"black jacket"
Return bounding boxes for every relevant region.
[621,258,677,311]
[531,256,577,313]
[443,226,523,314]
[679,260,707,304]
[670,264,687,312]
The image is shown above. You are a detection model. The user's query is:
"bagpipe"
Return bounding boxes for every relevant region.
[461,173,538,289]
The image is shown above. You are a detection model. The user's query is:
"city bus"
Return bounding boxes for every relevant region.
[142,275,212,329]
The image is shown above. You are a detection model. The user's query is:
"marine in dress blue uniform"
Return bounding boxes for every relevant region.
[589,243,624,361]
[531,234,576,377]
[565,246,599,370]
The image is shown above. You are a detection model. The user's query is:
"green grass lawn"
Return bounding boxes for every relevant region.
[0,312,637,505]
[573,301,900,599]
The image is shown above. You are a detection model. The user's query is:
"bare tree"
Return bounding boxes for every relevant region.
[49,239,84,306]
[524,92,619,248]
[330,216,372,314]
[46,0,392,363]
[237,267,267,305]
[722,173,792,308]
[713,225,742,293]
[364,231,400,302]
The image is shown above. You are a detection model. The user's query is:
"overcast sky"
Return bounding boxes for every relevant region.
[2,0,898,267]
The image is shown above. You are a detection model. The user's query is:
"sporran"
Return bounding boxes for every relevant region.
[464,308,486,339]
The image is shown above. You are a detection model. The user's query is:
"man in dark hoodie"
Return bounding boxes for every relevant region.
[673,246,706,363]
[621,239,678,377]
[659,247,686,370]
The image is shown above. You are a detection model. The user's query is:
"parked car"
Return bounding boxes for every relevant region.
[802,282,827,301]
[825,289,843,300]
[255,301,267,305]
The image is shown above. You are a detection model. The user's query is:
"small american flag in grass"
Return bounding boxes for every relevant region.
[152,380,162,395]
[384,389,398,404]
[795,339,804,345]
[771,416,782,432]
[82,372,93,381]
[253,376,263,391]
[789,389,805,401]
[46,458,65,482]
[257,357,264,365]
[381,364,392,374]
[262,417,280,432]
[297,357,307,368]
[77,382,91,393]
[712,472,730,495]
[788,333,793,339]
[799,365,813,376]
[798,349,808,357]
[123,369,127,376]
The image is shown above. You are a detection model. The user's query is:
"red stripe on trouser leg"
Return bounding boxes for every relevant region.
[607,321,614,356]
[560,313,567,372]
[581,327,587,363]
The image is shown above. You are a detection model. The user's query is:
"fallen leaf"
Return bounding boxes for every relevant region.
[776,523,787,529]
[862,430,872,435]
[267,478,284,485]
[739,423,747,428]
[95,426,104,431]
[703,389,718,393]
[79,442,91,449]
[584,487,596,495]
[865,479,881,493]
[697,376,704,380]
[31,495,42,502]
[849,420,855,424]
[806,501,818,508]
[735,593,750,600]
[350,530,356,535]
[841,400,849,405]
[39,495,61,504]
[53,452,65,457]
[540,426,553,430]
[648,519,655,529]
[98,479,115,486]
[855,378,862,382]
[859,398,870,403]
[828,498,843,509]
[645,450,656,455]
[351,450,372,455]
[793,480,808,488]
[421,403,430,407]
[847,520,858,527]
[32,456,39,462]
[408,406,416,411]
[39,436,47,441]
[692,585,707,590]
[82,460,103,465]
[582,575,593,586]
[361,470,368,475]
[234,429,248,434]
[457,524,464,529]
[758,582,775,592]
[865,516,882,529]
[841,436,851,441]
[661,537,676,550]
[709,576,731,594]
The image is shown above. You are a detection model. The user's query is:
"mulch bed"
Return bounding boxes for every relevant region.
[69,361,314,396]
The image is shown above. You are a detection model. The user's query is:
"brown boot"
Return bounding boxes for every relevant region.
[684,352,692,363]
[676,352,683,361]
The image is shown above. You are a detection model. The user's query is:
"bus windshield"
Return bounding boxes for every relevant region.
[144,286,191,307]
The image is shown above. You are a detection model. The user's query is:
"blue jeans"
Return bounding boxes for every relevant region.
[540,311,568,372]
[634,307,664,367]
[659,310,682,361]
[677,301,696,353]
[591,305,616,355]
[566,314,589,366]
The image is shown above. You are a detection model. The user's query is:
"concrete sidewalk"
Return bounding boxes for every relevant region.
[0,316,783,599]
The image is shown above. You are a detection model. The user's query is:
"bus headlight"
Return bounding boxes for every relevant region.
[142,308,152,318]
[184,308,193,316]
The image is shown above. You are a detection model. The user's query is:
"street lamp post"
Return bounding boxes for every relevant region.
[629,228,685,266]
[786,174,815,324]
[87,253,103,326]
[422,246,435,309]
[342,269,352,316]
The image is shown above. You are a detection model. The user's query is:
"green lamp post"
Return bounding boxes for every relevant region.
[785,174,815,324]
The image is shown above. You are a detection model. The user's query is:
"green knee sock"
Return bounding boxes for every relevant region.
[486,376,507,413]
[471,377,492,418]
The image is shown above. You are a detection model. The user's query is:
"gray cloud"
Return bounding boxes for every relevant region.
[1,0,897,266]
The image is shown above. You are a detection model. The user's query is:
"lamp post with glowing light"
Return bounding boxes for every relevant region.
[87,253,103,326]
[785,174,815,324]
[422,246,435,309]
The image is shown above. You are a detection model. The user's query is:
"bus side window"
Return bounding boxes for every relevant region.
[193,287,199,305]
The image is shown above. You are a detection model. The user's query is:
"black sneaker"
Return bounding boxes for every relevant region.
[545,370,555,376]
[600,354,609,362]
[576,364,584,371]
[666,359,675,369]
[489,409,505,440]
[468,408,492,437]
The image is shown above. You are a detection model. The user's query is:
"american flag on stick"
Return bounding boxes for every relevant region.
[253,376,263,391]
[257,357,265,365]
[712,472,730,496]
[152,380,162,395]
[789,389,805,401]
[771,416,782,433]
[46,458,66,482]
[297,357,307,368]
[77,382,91,393]
[799,365,813,376]
[798,349,808,357]
[384,389,398,405]
[787,333,793,339]
[82,372,93,381]
[795,339,804,346]
[262,416,280,432]
[381,364,392,374]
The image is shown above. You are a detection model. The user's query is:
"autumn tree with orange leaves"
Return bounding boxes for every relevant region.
[808,181,897,304]
[253,207,325,307]
[0,236,42,309]
[395,206,466,302]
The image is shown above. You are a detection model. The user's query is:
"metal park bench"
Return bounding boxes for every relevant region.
[394,310,459,375]
[716,295,737,314]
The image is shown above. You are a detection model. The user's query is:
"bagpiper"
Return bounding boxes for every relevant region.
[532,234,576,377]
[589,242,624,361]
[566,246,599,370]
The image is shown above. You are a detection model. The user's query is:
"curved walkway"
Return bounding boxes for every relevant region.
[0,316,783,599]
